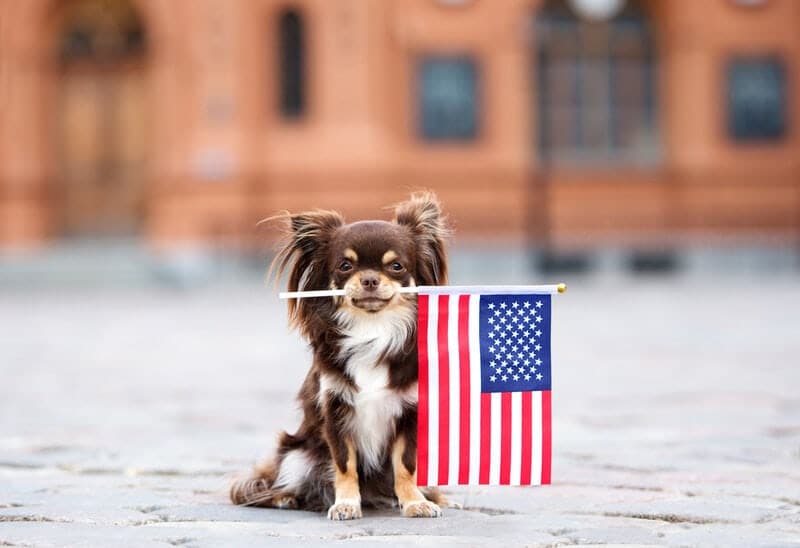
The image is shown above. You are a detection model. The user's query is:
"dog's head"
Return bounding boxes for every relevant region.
[272,192,449,336]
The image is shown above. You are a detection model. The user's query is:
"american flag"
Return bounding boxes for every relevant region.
[416,291,552,486]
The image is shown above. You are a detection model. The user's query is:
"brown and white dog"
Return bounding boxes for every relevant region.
[230,192,450,520]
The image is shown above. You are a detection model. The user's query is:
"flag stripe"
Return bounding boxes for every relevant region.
[531,390,542,485]
[416,294,430,486]
[479,392,491,484]
[520,391,532,485]
[447,295,461,485]
[510,391,522,485]
[541,390,552,485]
[436,295,450,485]
[457,295,471,484]
[500,392,512,484]
[468,295,482,485]
[489,393,501,484]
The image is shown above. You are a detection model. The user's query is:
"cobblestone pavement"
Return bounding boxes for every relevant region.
[1,272,799,547]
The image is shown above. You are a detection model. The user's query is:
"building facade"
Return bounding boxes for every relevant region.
[0,0,798,250]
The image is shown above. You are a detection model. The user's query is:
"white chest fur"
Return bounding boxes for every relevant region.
[328,306,417,472]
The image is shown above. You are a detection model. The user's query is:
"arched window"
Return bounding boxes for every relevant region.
[536,0,658,166]
[277,9,305,118]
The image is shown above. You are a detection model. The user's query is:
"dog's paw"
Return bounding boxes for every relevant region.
[327,499,362,521]
[402,500,442,518]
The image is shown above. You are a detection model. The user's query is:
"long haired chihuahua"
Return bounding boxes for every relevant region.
[231,192,450,519]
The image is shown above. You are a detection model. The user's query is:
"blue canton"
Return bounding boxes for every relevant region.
[479,294,552,393]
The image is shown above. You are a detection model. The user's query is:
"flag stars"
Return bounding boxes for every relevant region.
[536,301,543,308]
[535,315,543,323]
[488,303,495,310]
[535,358,543,366]
[535,344,541,351]
[536,373,543,381]
[490,375,496,382]
[523,301,531,308]
[500,303,507,309]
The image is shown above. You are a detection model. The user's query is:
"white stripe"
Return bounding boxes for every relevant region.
[489,393,502,485]
[468,295,482,485]
[531,390,543,485]
[447,295,461,486]
[510,391,522,485]
[426,295,439,485]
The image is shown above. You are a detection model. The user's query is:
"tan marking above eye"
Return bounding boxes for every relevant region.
[382,250,399,265]
[344,248,358,262]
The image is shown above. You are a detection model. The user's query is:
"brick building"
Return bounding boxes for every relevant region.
[0,0,798,250]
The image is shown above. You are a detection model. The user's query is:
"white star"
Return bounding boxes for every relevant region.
[488,346,495,354]
[524,373,531,381]
[536,373,543,381]
[535,358,543,366]
[535,330,542,337]
[488,303,495,310]
[501,375,508,382]
[488,318,494,324]
[513,374,520,381]
[536,301,543,308]
[535,344,542,351]
[524,359,531,366]
[535,316,543,323]
[500,303,507,309]
[490,375,496,382]
[517,367,525,374]
[488,332,495,339]
[524,301,531,308]
[512,302,519,309]
[489,360,496,368]
[530,366,537,373]
[506,367,514,374]
[494,310,501,317]
[506,309,513,316]
[499,317,506,324]
[523,331,530,337]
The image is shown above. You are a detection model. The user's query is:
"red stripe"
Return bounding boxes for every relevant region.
[541,390,552,485]
[416,294,429,486]
[457,295,471,484]
[499,392,512,484]
[520,391,532,485]
[436,295,450,485]
[479,393,492,483]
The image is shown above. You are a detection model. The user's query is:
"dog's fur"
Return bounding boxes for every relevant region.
[230,192,450,519]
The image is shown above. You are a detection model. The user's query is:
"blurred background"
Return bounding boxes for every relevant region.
[0,0,798,282]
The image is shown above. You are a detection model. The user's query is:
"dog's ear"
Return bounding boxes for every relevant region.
[393,192,450,286]
[269,209,344,329]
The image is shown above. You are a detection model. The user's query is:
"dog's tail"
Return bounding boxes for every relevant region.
[229,459,287,507]
[230,476,276,506]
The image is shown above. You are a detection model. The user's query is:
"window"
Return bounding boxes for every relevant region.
[277,9,305,118]
[418,56,479,141]
[536,0,658,165]
[727,57,787,142]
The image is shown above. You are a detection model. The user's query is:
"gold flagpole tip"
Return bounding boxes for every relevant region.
[557,283,567,294]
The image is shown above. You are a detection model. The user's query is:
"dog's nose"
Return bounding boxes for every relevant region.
[360,273,380,291]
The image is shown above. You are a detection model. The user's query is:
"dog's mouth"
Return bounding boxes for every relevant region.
[350,295,394,312]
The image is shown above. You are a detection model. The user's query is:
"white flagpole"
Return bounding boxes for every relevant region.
[278,283,566,300]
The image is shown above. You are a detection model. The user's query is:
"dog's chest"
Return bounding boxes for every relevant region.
[338,311,415,471]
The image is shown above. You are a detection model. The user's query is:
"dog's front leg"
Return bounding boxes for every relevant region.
[324,396,362,520]
[392,433,442,518]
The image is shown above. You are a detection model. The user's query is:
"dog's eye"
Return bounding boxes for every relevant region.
[338,260,353,272]
[390,261,404,272]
